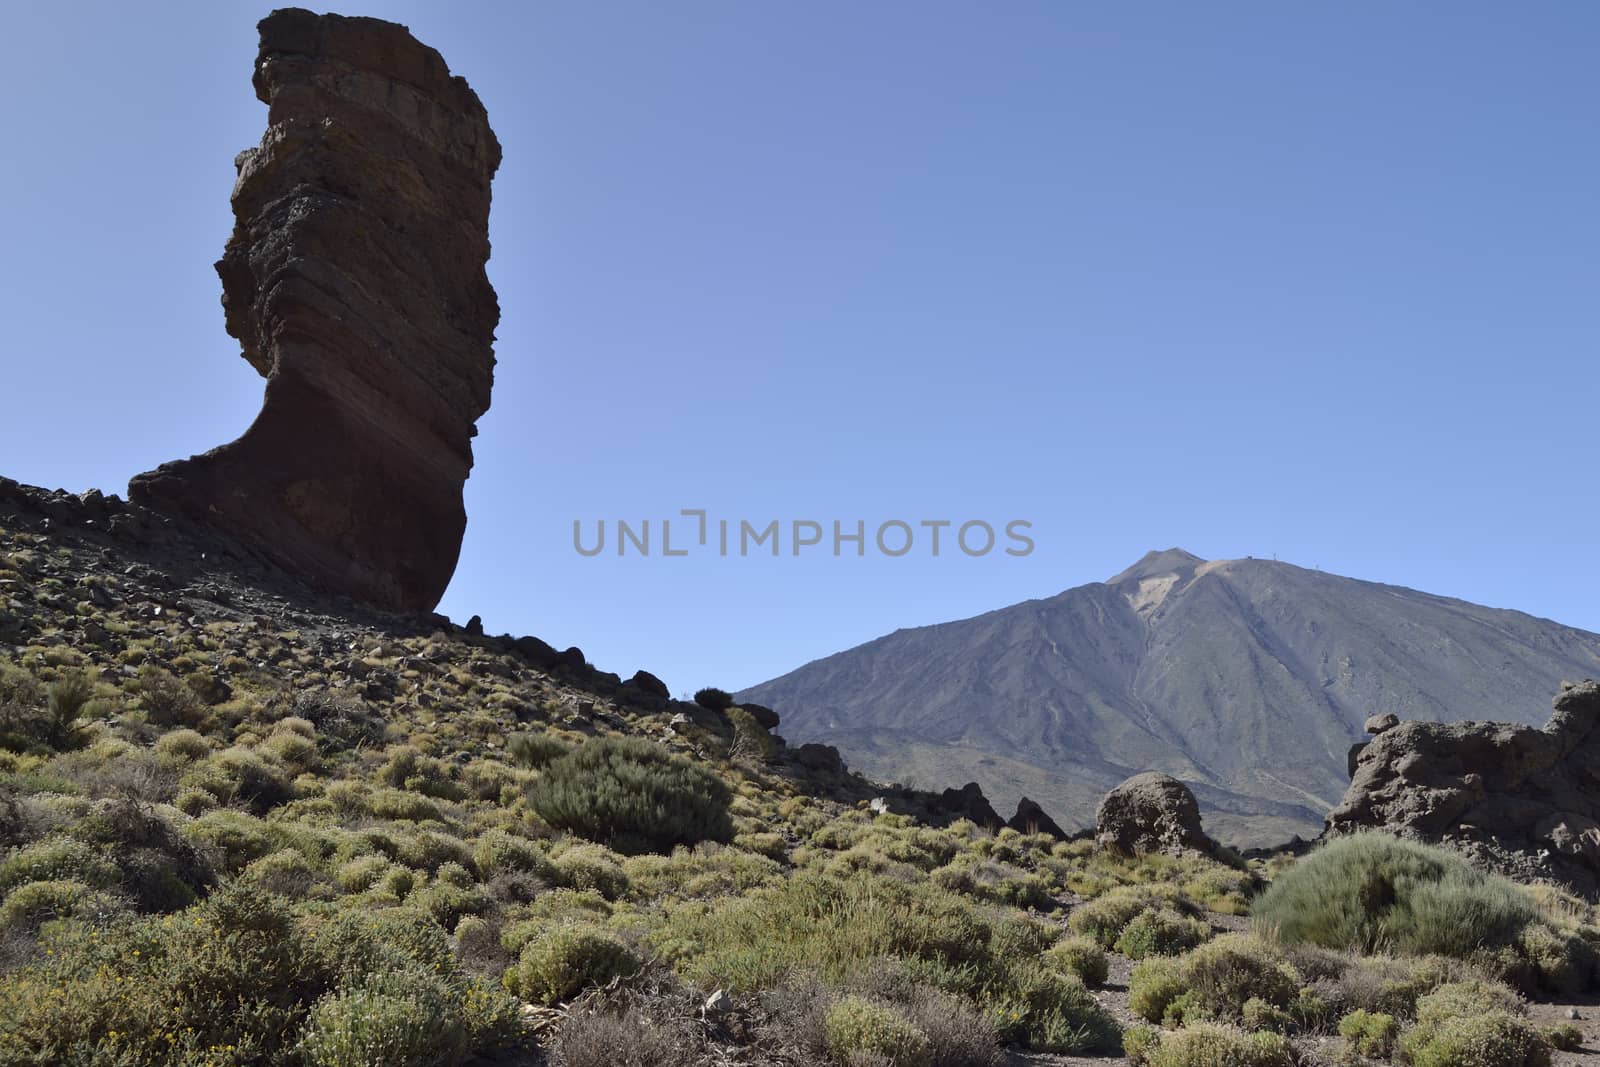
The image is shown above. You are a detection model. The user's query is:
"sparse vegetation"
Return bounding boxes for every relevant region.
[528,736,734,855]
[4,506,1599,1065]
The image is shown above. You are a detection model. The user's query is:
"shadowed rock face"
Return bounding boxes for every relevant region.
[129,8,501,612]
[1329,680,1600,897]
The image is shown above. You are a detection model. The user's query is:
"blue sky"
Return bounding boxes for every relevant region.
[4,2,1596,694]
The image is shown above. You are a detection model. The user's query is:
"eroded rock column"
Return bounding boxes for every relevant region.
[131,8,501,612]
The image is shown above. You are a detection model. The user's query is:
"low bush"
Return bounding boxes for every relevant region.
[992,964,1122,1053]
[155,728,213,760]
[505,925,641,1004]
[824,995,931,1067]
[1545,1024,1583,1052]
[1392,981,1546,1067]
[507,731,572,769]
[1399,1012,1551,1067]
[0,836,120,894]
[1114,908,1211,959]
[1254,834,1538,959]
[0,879,122,933]
[1127,935,1299,1025]
[133,665,207,729]
[300,968,467,1067]
[1339,1009,1398,1059]
[1144,1023,1298,1067]
[1067,888,1150,947]
[1045,936,1109,986]
[529,736,733,855]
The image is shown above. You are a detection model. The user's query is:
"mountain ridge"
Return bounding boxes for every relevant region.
[739,550,1600,843]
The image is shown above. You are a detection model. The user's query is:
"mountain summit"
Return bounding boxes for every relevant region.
[739,551,1600,843]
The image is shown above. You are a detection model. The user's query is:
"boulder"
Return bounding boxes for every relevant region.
[1365,713,1400,735]
[1328,680,1600,897]
[129,10,501,612]
[1096,772,1212,855]
[628,670,671,701]
[739,701,780,731]
[794,743,845,776]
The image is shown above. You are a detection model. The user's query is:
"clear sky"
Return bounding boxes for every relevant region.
[4,2,1596,695]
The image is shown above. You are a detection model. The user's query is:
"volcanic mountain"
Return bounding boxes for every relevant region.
[739,549,1600,843]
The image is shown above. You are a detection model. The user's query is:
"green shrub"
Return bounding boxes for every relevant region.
[0,836,120,894]
[1241,996,1293,1033]
[0,879,120,933]
[1046,936,1109,985]
[334,854,394,893]
[824,995,931,1067]
[1114,908,1211,959]
[155,728,214,760]
[506,732,572,769]
[553,843,630,899]
[1544,1024,1582,1052]
[1128,957,1187,1023]
[408,880,487,928]
[0,665,46,751]
[1127,936,1298,1024]
[1145,1023,1298,1067]
[528,736,733,855]
[41,672,96,749]
[239,849,321,900]
[0,884,324,1064]
[1290,984,1332,1031]
[134,665,207,728]
[367,787,444,822]
[1254,834,1537,958]
[1340,1009,1399,1059]
[210,746,293,813]
[504,925,640,1004]
[300,969,466,1067]
[183,808,275,873]
[993,964,1122,1053]
[726,706,776,763]
[1399,1012,1551,1067]
[1067,889,1149,947]
[1513,922,1597,995]
[472,828,555,881]
[1125,1024,1161,1065]
[1413,979,1524,1026]
[733,831,787,861]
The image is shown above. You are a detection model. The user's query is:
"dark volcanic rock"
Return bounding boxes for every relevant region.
[1365,713,1400,735]
[739,701,780,731]
[627,670,671,701]
[794,743,846,776]
[129,8,501,613]
[935,781,1004,831]
[1009,796,1070,840]
[1329,681,1600,896]
[1096,772,1213,855]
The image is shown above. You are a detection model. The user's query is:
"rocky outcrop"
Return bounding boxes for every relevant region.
[129,9,501,612]
[1328,681,1600,896]
[935,781,1004,831]
[1009,796,1070,840]
[1096,772,1213,855]
[1365,713,1400,735]
[740,702,781,731]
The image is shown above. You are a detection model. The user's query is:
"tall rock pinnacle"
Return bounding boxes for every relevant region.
[130,8,501,612]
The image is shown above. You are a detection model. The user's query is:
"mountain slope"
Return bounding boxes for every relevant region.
[739,549,1600,843]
